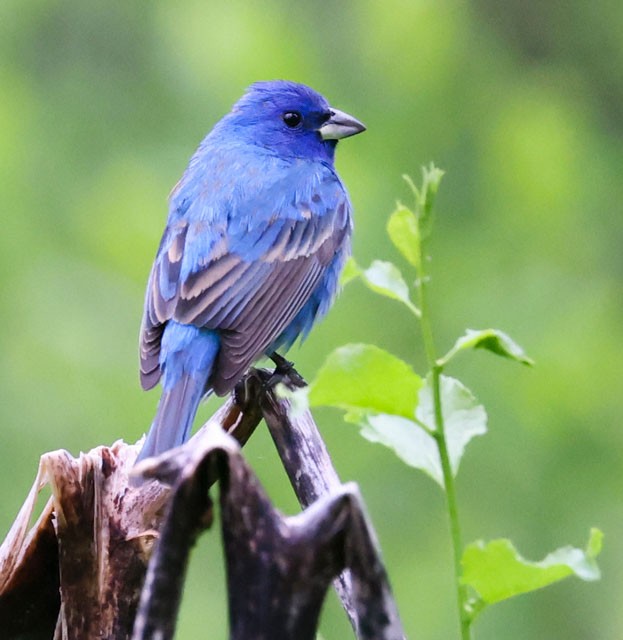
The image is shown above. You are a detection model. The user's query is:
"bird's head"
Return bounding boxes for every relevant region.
[219,80,365,161]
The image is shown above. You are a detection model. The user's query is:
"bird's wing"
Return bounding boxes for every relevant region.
[140,167,351,394]
[139,221,189,389]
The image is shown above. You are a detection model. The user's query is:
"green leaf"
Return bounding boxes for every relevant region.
[308,344,422,419]
[404,164,444,234]
[357,375,486,487]
[358,413,443,485]
[361,260,409,302]
[462,530,603,607]
[439,328,534,367]
[360,260,420,316]
[339,256,361,287]
[419,163,445,220]
[416,375,487,478]
[387,205,420,268]
[586,527,604,558]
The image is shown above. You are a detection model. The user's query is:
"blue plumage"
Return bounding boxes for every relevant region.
[137,81,365,462]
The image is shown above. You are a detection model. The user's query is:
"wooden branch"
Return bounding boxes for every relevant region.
[245,368,343,505]
[133,422,405,640]
[251,368,404,639]
[0,484,58,638]
[0,368,406,640]
[0,399,252,640]
[0,442,171,640]
[239,369,358,631]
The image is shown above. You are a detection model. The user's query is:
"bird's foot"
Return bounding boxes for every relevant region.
[267,352,306,389]
[269,352,294,375]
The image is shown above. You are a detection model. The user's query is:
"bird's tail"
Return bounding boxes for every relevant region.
[136,373,209,464]
[136,324,220,465]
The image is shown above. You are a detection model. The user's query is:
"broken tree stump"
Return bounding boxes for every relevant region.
[0,368,406,640]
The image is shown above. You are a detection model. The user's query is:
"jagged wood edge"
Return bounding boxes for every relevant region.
[132,420,405,640]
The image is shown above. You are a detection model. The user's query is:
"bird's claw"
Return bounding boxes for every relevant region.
[269,352,295,376]
[263,352,306,390]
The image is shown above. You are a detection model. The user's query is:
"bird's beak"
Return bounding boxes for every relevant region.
[319,108,366,140]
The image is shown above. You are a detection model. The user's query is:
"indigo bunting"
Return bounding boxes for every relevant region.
[137,81,365,462]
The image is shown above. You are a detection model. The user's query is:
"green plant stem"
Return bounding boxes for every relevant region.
[416,256,471,640]
[433,368,471,640]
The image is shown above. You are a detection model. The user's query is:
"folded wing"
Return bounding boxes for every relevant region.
[139,170,351,395]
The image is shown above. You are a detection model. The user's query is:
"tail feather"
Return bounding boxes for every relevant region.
[136,323,220,465]
[136,373,208,464]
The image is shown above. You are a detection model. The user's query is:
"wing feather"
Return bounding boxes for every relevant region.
[210,238,333,394]
[181,252,243,301]
[139,223,188,389]
[139,165,351,394]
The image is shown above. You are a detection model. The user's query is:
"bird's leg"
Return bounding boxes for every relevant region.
[269,351,294,375]
[267,352,306,389]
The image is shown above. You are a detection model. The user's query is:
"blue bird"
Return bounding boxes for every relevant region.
[137,80,365,462]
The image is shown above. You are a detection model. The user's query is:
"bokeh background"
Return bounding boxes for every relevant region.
[1,1,621,638]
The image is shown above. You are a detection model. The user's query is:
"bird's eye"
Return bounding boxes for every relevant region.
[282,111,302,128]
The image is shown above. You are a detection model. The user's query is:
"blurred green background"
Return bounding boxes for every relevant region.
[1,1,621,638]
